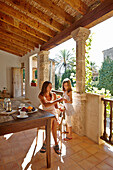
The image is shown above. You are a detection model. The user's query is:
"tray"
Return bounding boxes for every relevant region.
[0,110,17,115]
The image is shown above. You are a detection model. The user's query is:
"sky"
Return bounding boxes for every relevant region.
[49,16,113,68]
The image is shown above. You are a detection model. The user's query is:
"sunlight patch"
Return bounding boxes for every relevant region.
[4,133,13,140]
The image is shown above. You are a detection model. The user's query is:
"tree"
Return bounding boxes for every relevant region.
[54,49,75,76]
[98,56,113,95]
[61,69,76,87]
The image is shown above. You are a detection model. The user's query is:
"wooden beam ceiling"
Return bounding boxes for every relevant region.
[34,0,74,24]
[0,33,32,51]
[0,28,37,50]
[0,1,56,37]
[41,0,113,50]
[5,0,64,31]
[0,0,112,57]
[0,11,50,42]
[0,21,44,45]
[64,0,89,15]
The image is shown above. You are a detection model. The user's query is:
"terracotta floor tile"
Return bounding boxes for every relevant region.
[65,147,75,156]
[85,145,100,154]
[96,162,113,170]
[94,151,109,161]
[71,144,83,152]
[1,130,113,169]
[70,150,91,162]
[65,163,83,170]
[78,155,101,170]
[104,157,113,168]
[79,141,92,149]
[2,154,15,164]
[91,167,99,170]
[78,159,95,169]
[62,157,78,168]
[47,160,65,170]
[0,153,4,165]
[0,165,4,170]
[4,161,20,170]
[81,137,96,144]
[1,148,12,157]
[87,155,101,165]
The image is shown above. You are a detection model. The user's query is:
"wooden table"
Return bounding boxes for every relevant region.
[0,101,55,168]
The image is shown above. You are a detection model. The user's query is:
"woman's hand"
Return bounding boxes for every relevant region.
[63,98,68,103]
[57,97,63,102]
[59,107,65,112]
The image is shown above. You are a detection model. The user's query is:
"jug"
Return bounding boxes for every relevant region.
[6,98,12,112]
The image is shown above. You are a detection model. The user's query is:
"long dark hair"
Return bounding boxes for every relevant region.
[39,81,52,96]
[62,78,72,93]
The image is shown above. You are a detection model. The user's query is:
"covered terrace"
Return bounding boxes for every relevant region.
[0,0,113,169]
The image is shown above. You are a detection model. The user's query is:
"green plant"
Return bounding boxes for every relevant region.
[31,80,36,83]
[98,56,113,95]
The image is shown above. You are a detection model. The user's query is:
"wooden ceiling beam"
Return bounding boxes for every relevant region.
[0,39,28,55]
[41,0,113,50]
[6,0,64,32]
[0,21,44,45]
[0,35,31,52]
[34,0,74,24]
[0,11,50,42]
[0,28,36,50]
[64,0,89,15]
[0,1,56,38]
[0,46,23,57]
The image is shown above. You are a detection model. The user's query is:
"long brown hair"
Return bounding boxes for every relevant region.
[62,78,72,93]
[39,81,52,96]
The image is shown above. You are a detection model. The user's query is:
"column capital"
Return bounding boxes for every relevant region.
[38,50,50,56]
[71,27,90,42]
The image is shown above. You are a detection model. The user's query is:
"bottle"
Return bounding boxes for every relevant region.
[6,98,12,112]
[3,98,8,109]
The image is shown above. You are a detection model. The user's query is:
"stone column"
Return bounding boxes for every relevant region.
[38,51,50,90]
[71,27,90,93]
[71,27,90,136]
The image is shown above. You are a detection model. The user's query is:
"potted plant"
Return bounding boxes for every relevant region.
[2,87,7,94]
[31,80,37,86]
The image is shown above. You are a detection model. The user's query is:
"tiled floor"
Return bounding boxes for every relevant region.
[0,128,113,170]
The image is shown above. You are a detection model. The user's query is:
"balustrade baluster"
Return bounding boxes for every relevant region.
[109,102,112,142]
[103,101,107,140]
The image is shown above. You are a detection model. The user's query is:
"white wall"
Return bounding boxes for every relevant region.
[85,93,104,144]
[20,48,40,107]
[0,50,20,96]
[72,92,104,144]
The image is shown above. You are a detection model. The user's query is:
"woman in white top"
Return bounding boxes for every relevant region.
[38,81,63,154]
[62,78,75,141]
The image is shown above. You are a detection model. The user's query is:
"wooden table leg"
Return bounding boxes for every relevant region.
[46,119,51,168]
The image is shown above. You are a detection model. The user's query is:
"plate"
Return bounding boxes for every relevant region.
[18,108,38,114]
[27,108,38,114]
[17,115,28,119]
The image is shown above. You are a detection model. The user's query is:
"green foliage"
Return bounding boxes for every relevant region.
[31,80,36,83]
[35,70,37,79]
[61,69,76,87]
[54,49,76,90]
[55,74,61,90]
[54,49,76,76]
[98,57,113,95]
[85,34,93,92]
[23,68,25,80]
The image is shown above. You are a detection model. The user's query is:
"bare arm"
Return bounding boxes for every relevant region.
[64,91,73,104]
[38,94,63,107]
